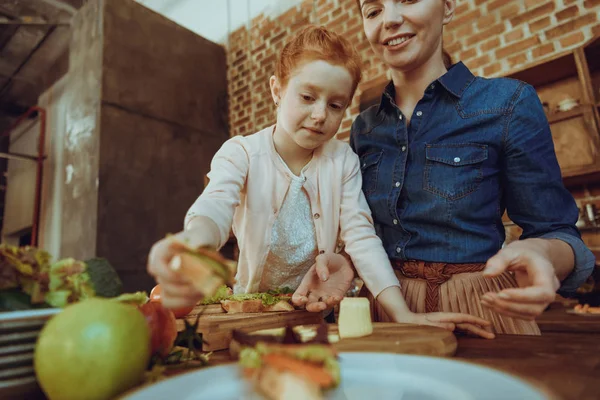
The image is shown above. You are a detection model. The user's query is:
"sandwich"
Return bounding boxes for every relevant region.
[235,323,340,400]
[202,286,295,313]
[169,245,236,299]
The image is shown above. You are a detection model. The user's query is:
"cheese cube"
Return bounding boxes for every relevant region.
[337,297,373,339]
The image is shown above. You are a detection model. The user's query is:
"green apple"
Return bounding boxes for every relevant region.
[34,298,151,400]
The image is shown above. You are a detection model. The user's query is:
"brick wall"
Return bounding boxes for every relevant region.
[227,0,600,139]
[226,0,600,254]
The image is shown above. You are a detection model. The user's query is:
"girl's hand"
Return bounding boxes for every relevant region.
[398,312,495,339]
[147,218,223,309]
[146,234,205,310]
[292,253,355,312]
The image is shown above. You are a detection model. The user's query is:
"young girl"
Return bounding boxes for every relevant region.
[147,25,492,337]
[351,0,594,334]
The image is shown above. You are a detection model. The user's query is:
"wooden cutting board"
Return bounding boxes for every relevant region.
[230,323,457,358]
[176,305,323,351]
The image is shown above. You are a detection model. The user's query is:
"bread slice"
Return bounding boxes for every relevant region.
[264,300,295,312]
[256,364,323,400]
[220,298,294,313]
[172,252,227,297]
[221,299,264,313]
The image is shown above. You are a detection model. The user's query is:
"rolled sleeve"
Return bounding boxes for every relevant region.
[504,83,594,295]
[537,232,595,295]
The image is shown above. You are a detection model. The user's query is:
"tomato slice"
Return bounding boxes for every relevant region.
[262,353,332,387]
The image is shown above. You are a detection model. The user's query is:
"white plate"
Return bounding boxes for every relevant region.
[0,308,61,322]
[0,309,60,332]
[122,352,548,400]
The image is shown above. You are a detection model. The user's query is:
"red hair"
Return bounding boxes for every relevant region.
[275,25,362,97]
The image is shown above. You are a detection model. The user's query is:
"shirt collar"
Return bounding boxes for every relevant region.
[376,62,475,116]
[436,61,475,98]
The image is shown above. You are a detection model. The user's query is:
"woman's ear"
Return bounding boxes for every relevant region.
[269,75,281,106]
[442,0,456,25]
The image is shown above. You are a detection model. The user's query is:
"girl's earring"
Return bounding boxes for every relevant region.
[275,100,279,107]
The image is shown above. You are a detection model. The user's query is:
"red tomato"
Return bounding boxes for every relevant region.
[138,301,178,357]
[149,284,194,318]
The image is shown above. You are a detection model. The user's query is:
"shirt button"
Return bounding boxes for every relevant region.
[399,114,403,120]
[401,145,407,152]
[454,157,461,163]
[393,219,398,225]
[395,182,400,187]
[313,213,320,219]
[396,247,401,253]
[416,111,423,117]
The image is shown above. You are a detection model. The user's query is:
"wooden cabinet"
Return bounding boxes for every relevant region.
[506,34,600,184]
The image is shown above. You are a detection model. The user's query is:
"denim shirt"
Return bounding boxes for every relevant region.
[350,62,594,295]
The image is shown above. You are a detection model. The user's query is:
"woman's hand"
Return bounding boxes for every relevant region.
[482,239,562,320]
[292,253,355,312]
[398,312,495,339]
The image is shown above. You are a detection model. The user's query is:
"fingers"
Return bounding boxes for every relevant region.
[161,294,198,310]
[429,312,492,327]
[455,323,495,339]
[305,301,327,312]
[483,250,515,277]
[423,320,456,331]
[325,295,342,307]
[422,312,494,339]
[489,287,555,304]
[291,293,308,307]
[304,290,327,312]
[147,239,190,283]
[301,293,341,311]
[481,293,546,319]
[155,277,201,310]
[314,254,330,282]
[157,278,197,298]
[292,266,315,306]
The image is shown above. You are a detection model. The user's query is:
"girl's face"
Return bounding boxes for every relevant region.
[270,60,354,151]
[359,0,455,72]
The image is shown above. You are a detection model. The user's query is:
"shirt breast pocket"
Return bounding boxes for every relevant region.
[424,144,488,201]
[359,151,383,196]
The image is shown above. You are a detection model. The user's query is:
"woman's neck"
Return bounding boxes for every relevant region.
[272,125,313,176]
[390,53,448,116]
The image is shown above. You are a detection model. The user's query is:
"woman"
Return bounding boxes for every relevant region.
[339,0,595,334]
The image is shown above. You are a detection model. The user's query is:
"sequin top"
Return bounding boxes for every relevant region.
[185,125,400,297]
[258,159,317,292]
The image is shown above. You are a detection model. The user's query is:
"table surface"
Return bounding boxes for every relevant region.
[30,305,600,400]
[536,304,600,334]
[195,319,600,400]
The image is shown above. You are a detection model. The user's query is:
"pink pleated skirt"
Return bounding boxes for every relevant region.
[367,264,541,335]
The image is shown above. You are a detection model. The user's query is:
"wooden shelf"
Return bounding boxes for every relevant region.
[547,105,587,124]
[579,226,600,232]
